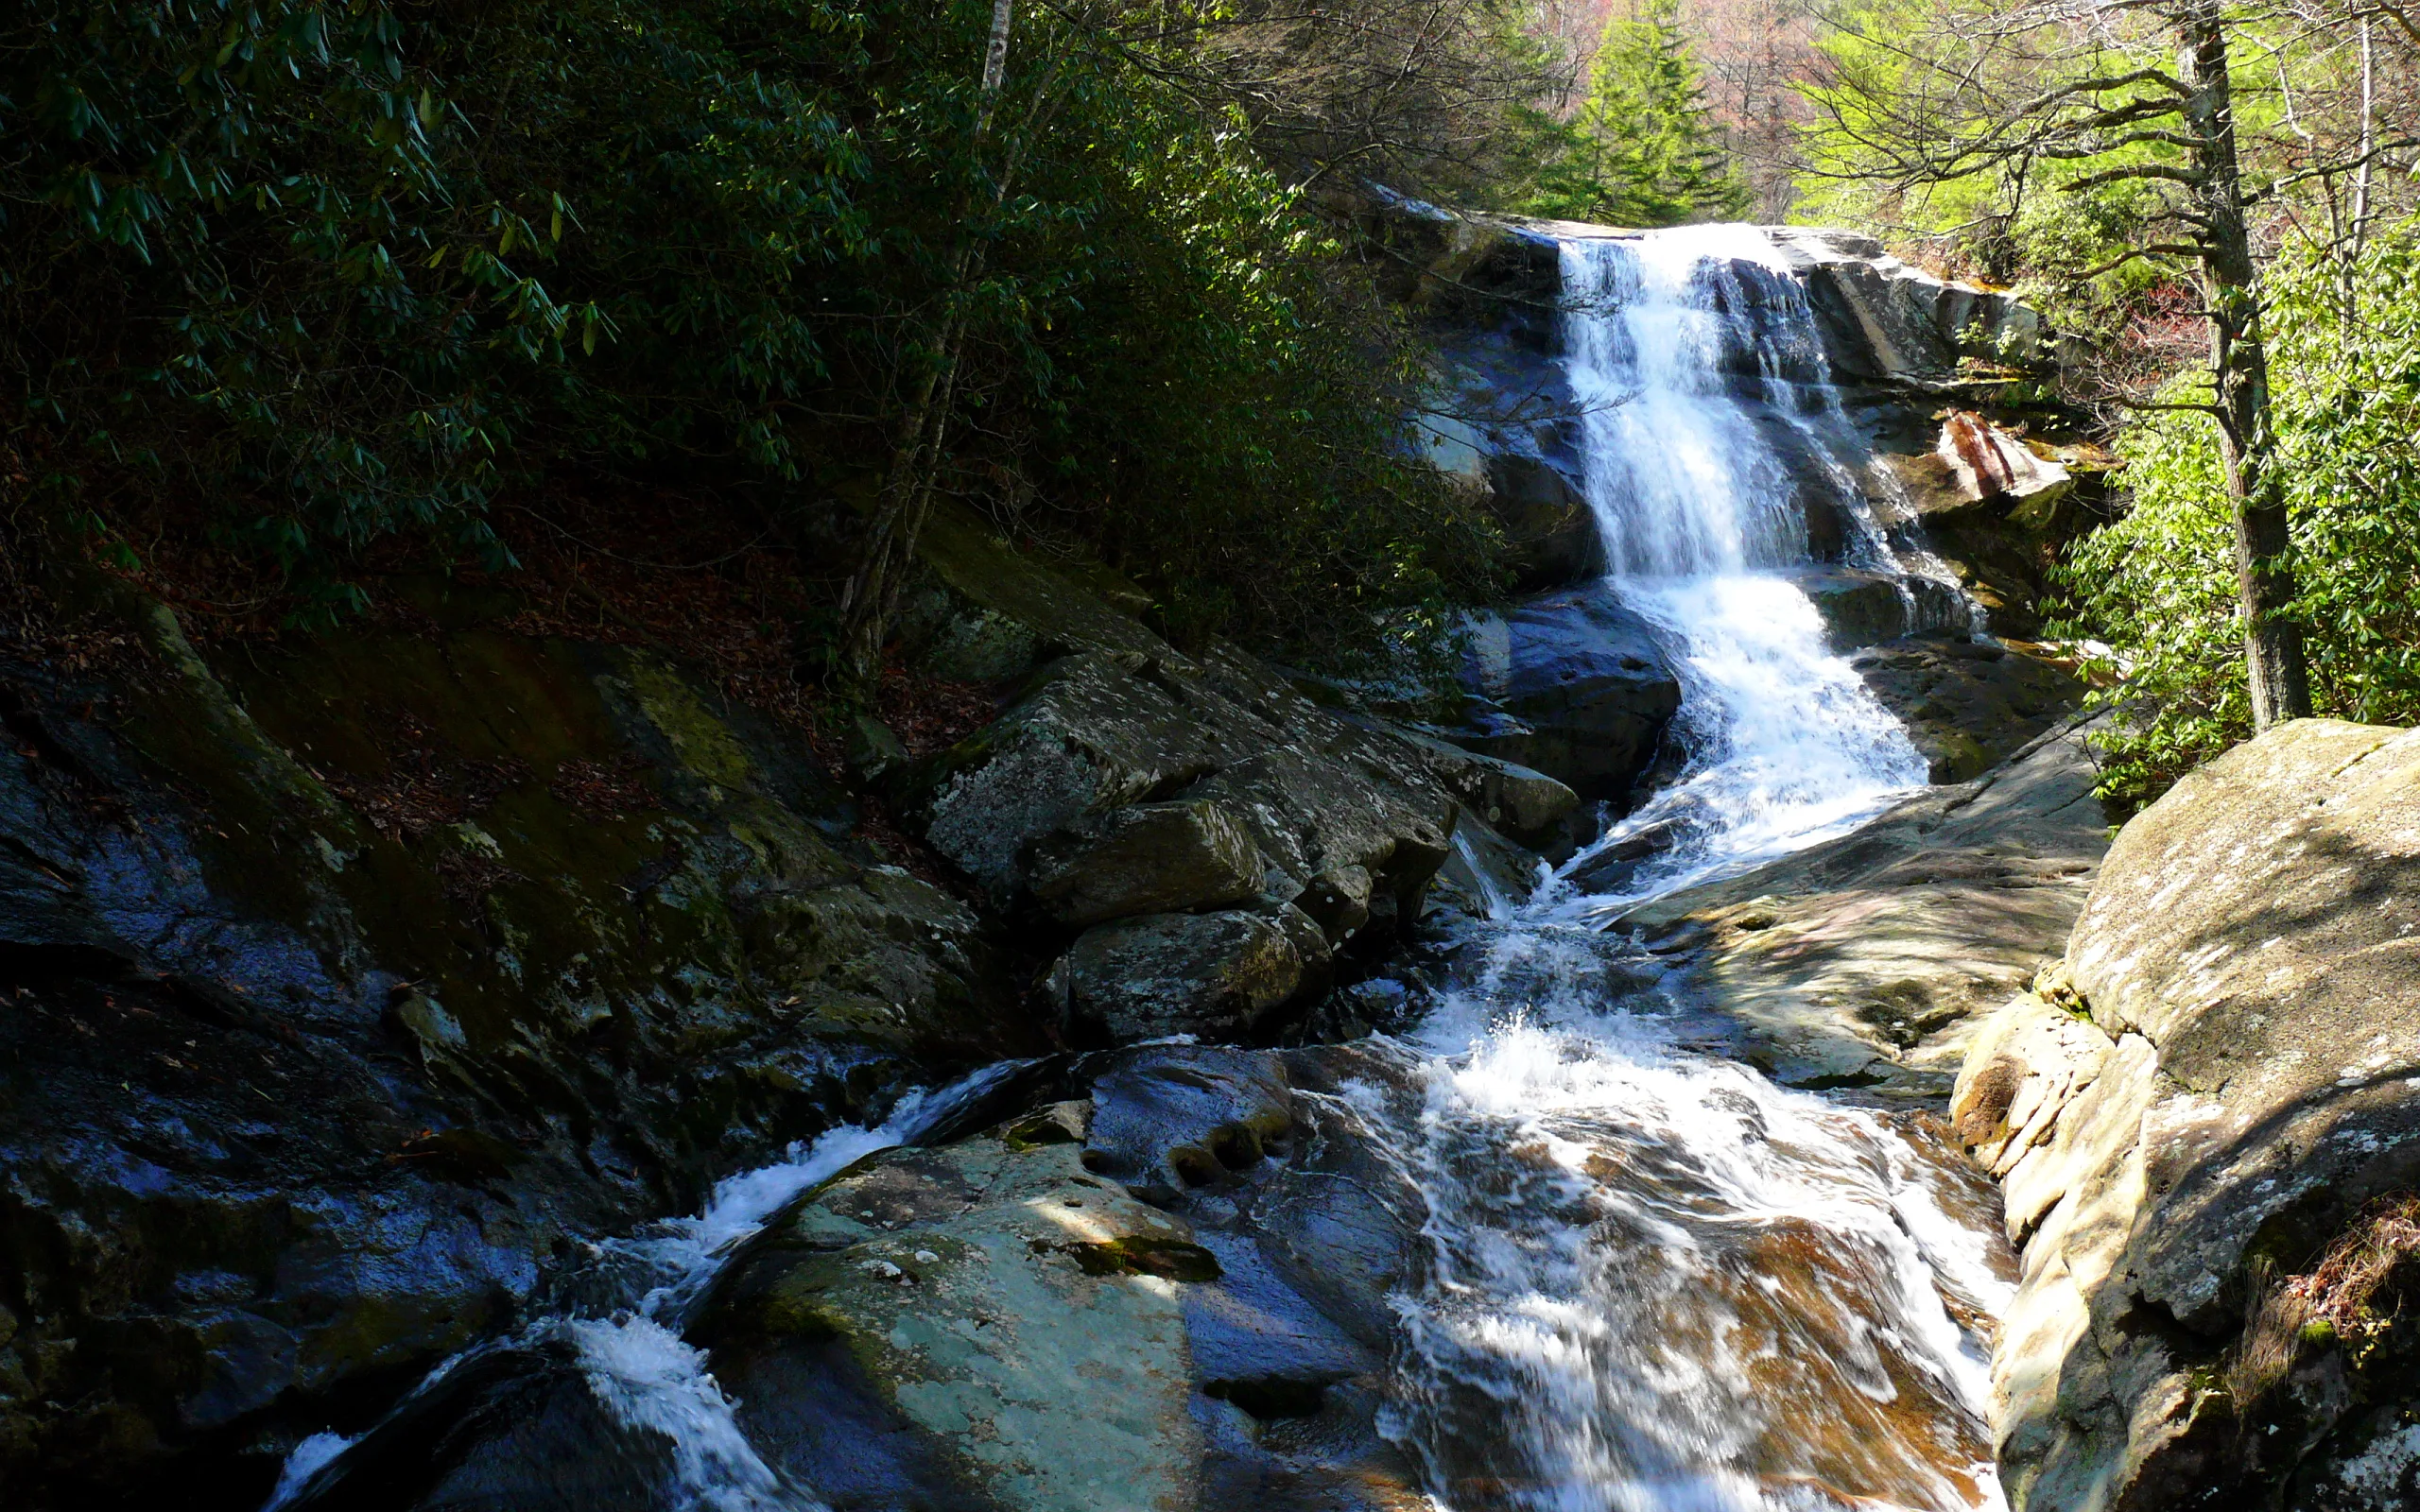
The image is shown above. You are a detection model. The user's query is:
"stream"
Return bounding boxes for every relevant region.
[269,226,2014,1512]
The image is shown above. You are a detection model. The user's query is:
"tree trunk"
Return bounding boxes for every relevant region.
[2175,2,2312,729]
[832,0,1016,689]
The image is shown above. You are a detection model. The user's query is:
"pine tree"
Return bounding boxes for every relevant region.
[1517,0,1752,226]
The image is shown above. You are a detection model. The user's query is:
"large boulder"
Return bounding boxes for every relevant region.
[1454,582,1682,806]
[1953,720,2420,1511]
[677,1043,1430,1512]
[1622,718,2107,1095]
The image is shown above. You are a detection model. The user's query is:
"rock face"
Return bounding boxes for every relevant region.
[1623,718,2107,1095]
[1852,637,2089,782]
[1452,582,1682,806]
[1767,229,2054,387]
[1953,720,2420,1511]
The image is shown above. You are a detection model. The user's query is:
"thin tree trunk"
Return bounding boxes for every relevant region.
[2176,3,2311,729]
[833,0,1016,688]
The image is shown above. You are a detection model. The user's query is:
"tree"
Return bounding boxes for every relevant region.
[1795,0,2420,729]
[1516,0,1752,225]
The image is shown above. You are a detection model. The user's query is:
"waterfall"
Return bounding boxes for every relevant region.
[1372,228,2009,1512]
[1547,228,1928,917]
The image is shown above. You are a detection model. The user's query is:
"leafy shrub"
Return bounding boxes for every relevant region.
[1,0,1503,667]
[2052,221,2420,813]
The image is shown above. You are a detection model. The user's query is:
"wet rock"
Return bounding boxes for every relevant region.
[698,1128,1208,1512]
[1482,453,1602,591]
[1056,911,1313,1042]
[1380,728,1579,851]
[272,1337,699,1512]
[1851,636,2088,782]
[1454,581,1681,806]
[1622,719,2106,1095]
[1027,799,1264,927]
[1767,229,2054,387]
[683,1041,1427,1512]
[1429,813,1550,917]
[1787,565,1970,653]
[1956,720,2420,1510]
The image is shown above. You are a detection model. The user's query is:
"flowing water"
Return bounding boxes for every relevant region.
[1365,226,2008,1511]
[268,227,2009,1512]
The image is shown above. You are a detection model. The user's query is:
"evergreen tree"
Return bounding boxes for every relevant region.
[1515,0,1752,226]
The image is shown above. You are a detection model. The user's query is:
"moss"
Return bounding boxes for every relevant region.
[1067,1236,1221,1283]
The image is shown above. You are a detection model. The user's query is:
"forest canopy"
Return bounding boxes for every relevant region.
[1,0,1559,677]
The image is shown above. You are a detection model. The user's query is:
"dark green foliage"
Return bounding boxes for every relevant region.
[0,0,1503,668]
[2051,223,2420,814]
[1501,0,1748,227]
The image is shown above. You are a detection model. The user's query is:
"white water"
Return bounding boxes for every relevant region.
[262,1064,1028,1512]
[1547,229,1929,917]
[1368,227,2009,1511]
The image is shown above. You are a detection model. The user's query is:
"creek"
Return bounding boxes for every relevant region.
[268,227,2014,1512]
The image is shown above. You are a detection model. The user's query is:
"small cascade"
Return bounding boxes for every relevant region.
[263,1065,1030,1512]
[1371,226,2011,1511]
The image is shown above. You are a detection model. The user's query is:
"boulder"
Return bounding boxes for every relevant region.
[895,506,1466,943]
[697,1118,1211,1512]
[1622,718,2106,1094]
[1786,565,1970,653]
[1955,720,2420,1511]
[1056,910,1318,1042]
[1455,581,1682,805]
[1482,453,1603,591]
[1028,799,1264,927]
[681,1042,1427,1512]
[1850,636,2088,782]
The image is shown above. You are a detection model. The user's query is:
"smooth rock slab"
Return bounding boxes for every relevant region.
[1956,721,2420,1510]
[1623,718,2106,1096]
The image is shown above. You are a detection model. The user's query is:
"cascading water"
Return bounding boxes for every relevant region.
[259,226,2009,1512]
[1548,226,1931,915]
[1366,227,2012,1511]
